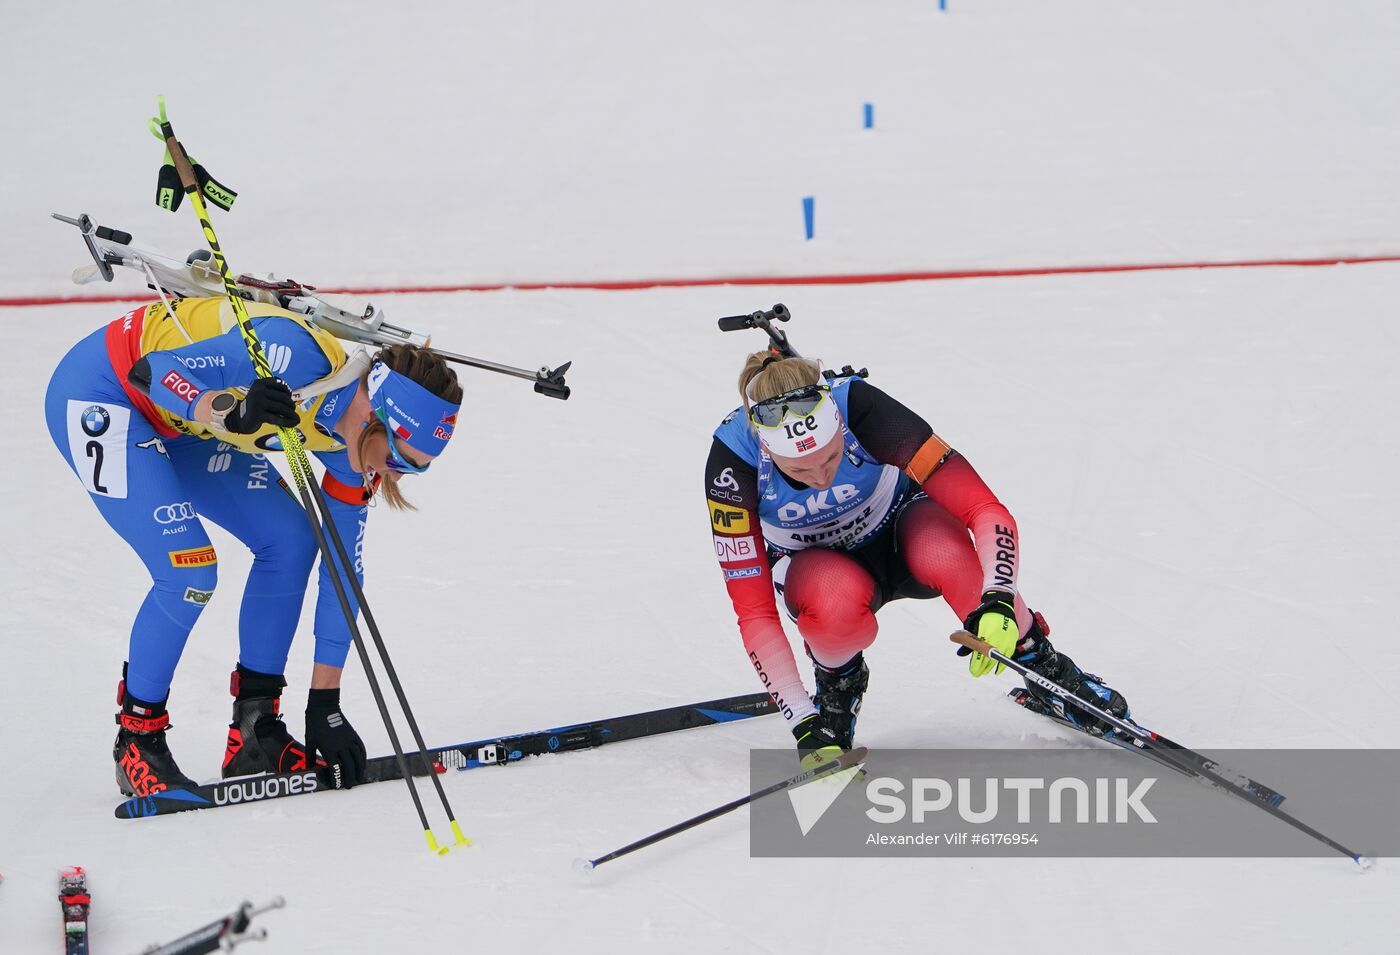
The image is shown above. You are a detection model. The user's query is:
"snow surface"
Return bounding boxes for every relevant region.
[2,1,1398,952]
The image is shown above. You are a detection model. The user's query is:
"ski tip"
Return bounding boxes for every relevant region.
[572,857,596,874]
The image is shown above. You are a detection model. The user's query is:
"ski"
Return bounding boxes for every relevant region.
[59,867,90,955]
[1007,687,1287,807]
[116,692,777,819]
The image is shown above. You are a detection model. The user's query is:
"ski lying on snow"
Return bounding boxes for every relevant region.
[116,692,776,819]
[1008,687,1286,807]
[59,866,90,955]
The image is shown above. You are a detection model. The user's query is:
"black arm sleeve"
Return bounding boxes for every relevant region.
[704,437,761,511]
[842,379,937,470]
[127,357,153,396]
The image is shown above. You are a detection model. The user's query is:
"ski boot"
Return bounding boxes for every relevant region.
[114,672,198,797]
[1010,613,1131,737]
[793,652,869,775]
[811,651,870,749]
[222,664,310,778]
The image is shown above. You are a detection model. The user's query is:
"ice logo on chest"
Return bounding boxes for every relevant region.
[777,484,859,523]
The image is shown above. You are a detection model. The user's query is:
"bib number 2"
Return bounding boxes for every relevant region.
[67,401,131,499]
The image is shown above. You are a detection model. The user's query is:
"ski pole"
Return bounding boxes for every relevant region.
[949,630,1372,866]
[578,746,868,871]
[154,96,448,854]
[138,897,285,955]
[304,482,471,846]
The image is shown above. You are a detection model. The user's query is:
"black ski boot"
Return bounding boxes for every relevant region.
[1013,613,1131,737]
[810,652,870,749]
[114,672,198,797]
[222,664,310,778]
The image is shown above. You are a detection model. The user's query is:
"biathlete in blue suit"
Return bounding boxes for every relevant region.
[44,296,462,796]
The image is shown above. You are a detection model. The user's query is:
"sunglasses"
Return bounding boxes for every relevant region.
[374,407,430,475]
[749,384,829,428]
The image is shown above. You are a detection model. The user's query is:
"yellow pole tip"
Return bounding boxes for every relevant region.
[450,821,473,847]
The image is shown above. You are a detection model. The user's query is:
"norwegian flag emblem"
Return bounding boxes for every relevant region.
[796,436,817,452]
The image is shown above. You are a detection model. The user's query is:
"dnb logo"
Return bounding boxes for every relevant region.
[714,534,757,564]
[81,405,111,437]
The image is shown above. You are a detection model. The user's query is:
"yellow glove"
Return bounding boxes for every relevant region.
[959,590,1018,677]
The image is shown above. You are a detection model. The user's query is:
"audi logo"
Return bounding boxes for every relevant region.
[153,502,197,524]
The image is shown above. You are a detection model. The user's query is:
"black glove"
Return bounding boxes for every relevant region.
[305,689,367,789]
[223,378,299,434]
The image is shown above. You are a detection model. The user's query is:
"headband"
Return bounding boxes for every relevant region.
[753,390,841,458]
[366,360,460,458]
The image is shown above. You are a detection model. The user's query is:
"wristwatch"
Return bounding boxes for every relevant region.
[209,391,238,432]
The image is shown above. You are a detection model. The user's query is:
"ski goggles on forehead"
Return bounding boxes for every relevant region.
[748,383,830,428]
[373,406,431,475]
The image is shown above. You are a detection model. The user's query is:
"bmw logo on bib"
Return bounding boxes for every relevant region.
[81,405,111,437]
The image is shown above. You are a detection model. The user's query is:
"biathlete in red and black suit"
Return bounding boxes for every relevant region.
[705,352,1130,769]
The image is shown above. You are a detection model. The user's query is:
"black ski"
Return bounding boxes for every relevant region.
[59,867,90,955]
[1007,687,1287,807]
[116,692,776,819]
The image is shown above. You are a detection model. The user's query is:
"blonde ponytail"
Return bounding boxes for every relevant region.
[738,351,822,414]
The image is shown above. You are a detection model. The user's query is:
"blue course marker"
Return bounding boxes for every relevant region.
[863,103,874,129]
[802,196,815,240]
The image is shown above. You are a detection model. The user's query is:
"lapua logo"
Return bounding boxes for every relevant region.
[777,484,859,521]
